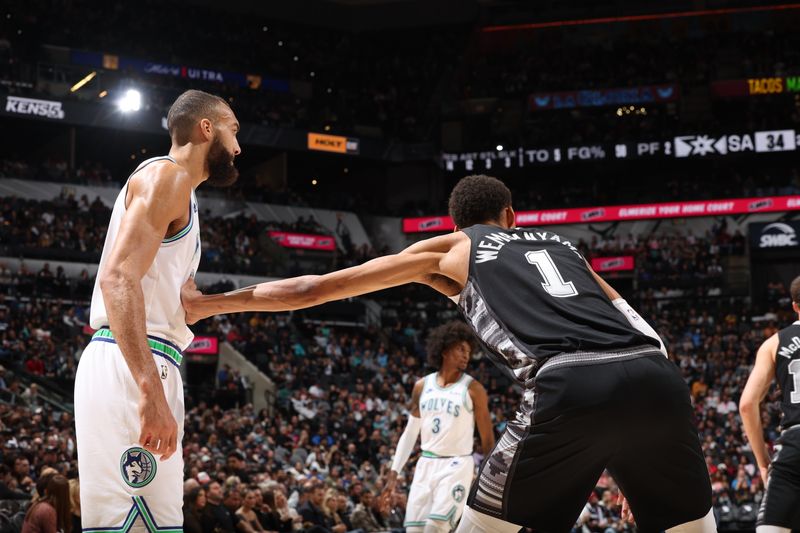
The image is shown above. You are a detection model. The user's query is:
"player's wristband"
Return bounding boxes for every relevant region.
[391,416,421,473]
[612,298,668,357]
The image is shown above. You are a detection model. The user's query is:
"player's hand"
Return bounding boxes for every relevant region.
[760,465,769,485]
[617,491,635,524]
[180,276,204,325]
[138,387,178,461]
[380,470,398,502]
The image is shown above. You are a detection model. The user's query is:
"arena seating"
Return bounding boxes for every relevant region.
[0,226,785,531]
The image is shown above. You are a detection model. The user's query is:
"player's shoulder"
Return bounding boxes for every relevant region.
[467,375,486,394]
[406,231,468,254]
[412,375,427,391]
[129,158,192,199]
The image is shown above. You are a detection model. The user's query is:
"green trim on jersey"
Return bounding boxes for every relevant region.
[428,505,457,523]
[133,496,183,533]
[81,504,138,532]
[92,328,183,366]
[161,200,194,244]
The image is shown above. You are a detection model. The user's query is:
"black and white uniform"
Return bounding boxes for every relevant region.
[456,225,711,532]
[757,322,800,530]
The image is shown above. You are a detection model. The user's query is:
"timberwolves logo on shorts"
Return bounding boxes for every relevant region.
[120,447,157,488]
[452,484,465,503]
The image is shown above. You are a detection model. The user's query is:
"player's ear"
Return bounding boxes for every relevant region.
[793,301,800,315]
[505,206,516,228]
[199,118,213,141]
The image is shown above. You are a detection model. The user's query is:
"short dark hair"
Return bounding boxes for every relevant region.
[791,276,800,303]
[448,174,512,229]
[167,90,229,144]
[227,450,245,462]
[426,321,477,368]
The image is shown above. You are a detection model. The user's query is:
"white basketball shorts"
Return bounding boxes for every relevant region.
[405,453,475,529]
[75,329,185,532]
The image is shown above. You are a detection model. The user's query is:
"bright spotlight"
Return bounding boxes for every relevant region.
[118,89,142,113]
[496,144,504,151]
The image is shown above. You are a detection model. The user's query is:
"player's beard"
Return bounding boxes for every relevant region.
[206,136,239,187]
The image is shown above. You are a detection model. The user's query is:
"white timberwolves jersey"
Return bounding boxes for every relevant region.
[419,372,475,457]
[90,156,201,350]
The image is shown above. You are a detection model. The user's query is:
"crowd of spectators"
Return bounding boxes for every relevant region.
[6,155,800,226]
[0,191,373,278]
[5,0,800,148]
[579,222,747,296]
[0,260,791,532]
[2,0,468,141]
[0,222,791,531]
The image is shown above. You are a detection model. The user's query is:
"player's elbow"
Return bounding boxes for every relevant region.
[254,275,320,309]
[289,276,321,307]
[99,267,131,297]
[739,396,756,416]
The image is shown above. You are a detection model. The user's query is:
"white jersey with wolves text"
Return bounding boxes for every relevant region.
[419,372,475,457]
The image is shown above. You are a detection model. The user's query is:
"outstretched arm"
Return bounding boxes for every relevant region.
[740,334,778,484]
[183,232,465,322]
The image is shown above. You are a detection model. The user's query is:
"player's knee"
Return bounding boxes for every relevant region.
[424,520,452,533]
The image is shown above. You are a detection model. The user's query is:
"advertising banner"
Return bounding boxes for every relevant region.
[712,76,800,98]
[268,231,337,251]
[530,84,678,111]
[186,336,219,355]
[590,256,635,272]
[749,221,800,250]
[403,196,800,233]
[307,132,360,154]
[70,50,290,92]
[5,96,66,120]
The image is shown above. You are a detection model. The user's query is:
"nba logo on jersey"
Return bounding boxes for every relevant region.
[120,447,157,488]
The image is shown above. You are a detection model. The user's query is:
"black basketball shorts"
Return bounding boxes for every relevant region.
[757,426,800,530]
[467,346,712,533]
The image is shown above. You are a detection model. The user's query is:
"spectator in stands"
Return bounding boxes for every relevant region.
[184,486,206,533]
[227,450,251,483]
[261,486,298,532]
[299,482,343,532]
[13,455,34,494]
[235,488,264,532]
[21,473,71,533]
[202,481,236,533]
[68,478,81,533]
[349,490,384,532]
[223,487,246,529]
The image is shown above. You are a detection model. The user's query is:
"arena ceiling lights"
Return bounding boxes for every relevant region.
[117,89,142,113]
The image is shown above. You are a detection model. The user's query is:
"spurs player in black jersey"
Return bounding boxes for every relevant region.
[741,276,800,532]
[181,175,714,532]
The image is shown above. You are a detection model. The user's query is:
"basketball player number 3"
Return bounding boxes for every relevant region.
[525,250,578,298]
